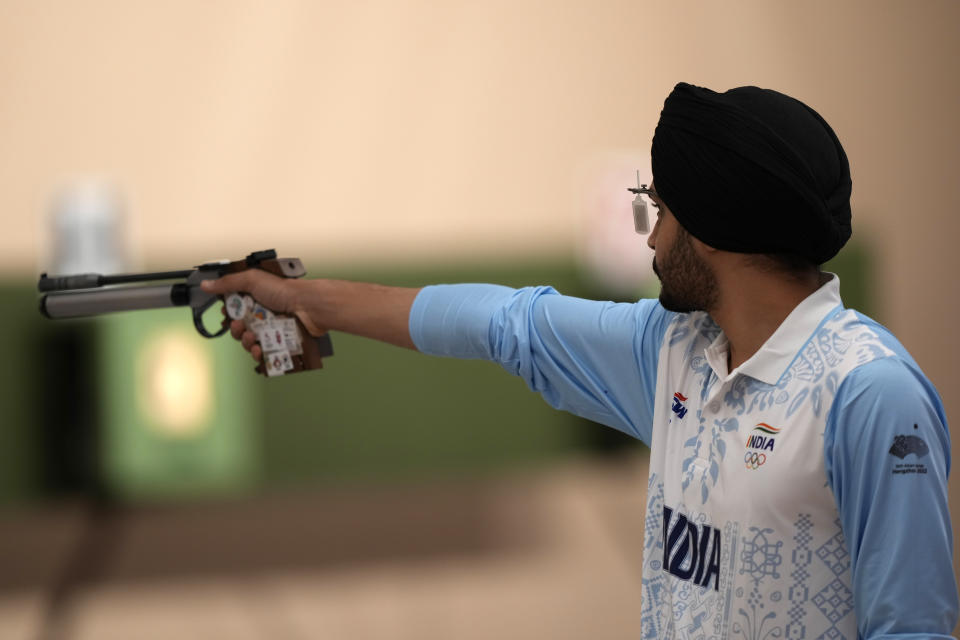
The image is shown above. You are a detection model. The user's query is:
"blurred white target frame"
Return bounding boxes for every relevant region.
[45,177,132,275]
[576,153,657,298]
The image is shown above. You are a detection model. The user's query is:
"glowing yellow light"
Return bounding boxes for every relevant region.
[137,329,214,438]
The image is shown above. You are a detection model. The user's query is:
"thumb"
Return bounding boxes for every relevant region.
[200,271,253,295]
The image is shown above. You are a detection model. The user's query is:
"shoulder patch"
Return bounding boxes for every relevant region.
[889,427,930,460]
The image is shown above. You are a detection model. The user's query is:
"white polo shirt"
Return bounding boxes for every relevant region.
[410,275,957,638]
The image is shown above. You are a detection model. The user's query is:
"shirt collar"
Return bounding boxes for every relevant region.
[704,273,844,386]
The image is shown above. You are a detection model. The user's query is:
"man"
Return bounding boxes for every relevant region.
[203,83,958,637]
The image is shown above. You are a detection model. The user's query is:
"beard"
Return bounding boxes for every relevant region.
[652,228,719,313]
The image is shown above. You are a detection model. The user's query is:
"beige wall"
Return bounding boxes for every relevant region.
[2,0,959,625]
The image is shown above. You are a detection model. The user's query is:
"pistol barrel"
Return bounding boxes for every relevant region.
[40,284,189,319]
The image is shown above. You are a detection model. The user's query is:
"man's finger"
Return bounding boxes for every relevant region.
[200,271,252,295]
[230,319,245,340]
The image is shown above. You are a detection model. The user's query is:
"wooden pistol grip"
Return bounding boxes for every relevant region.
[296,316,334,368]
[253,316,333,376]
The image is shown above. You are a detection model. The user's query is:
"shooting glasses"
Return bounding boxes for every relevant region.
[627,170,655,235]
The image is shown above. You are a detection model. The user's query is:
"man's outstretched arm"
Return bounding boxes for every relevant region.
[203,268,672,441]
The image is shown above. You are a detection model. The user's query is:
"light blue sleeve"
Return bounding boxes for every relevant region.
[409,284,675,443]
[824,356,958,638]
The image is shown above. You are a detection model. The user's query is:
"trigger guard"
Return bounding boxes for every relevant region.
[193,297,229,338]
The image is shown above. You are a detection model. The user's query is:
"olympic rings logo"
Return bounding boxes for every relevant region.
[744,451,767,470]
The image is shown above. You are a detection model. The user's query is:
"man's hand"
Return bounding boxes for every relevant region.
[202,269,308,362]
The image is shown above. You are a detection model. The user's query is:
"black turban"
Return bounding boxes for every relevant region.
[651,82,852,264]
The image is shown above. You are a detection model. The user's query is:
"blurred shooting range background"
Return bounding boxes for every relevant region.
[1,1,959,638]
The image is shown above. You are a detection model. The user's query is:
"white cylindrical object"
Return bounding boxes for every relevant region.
[49,180,128,275]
